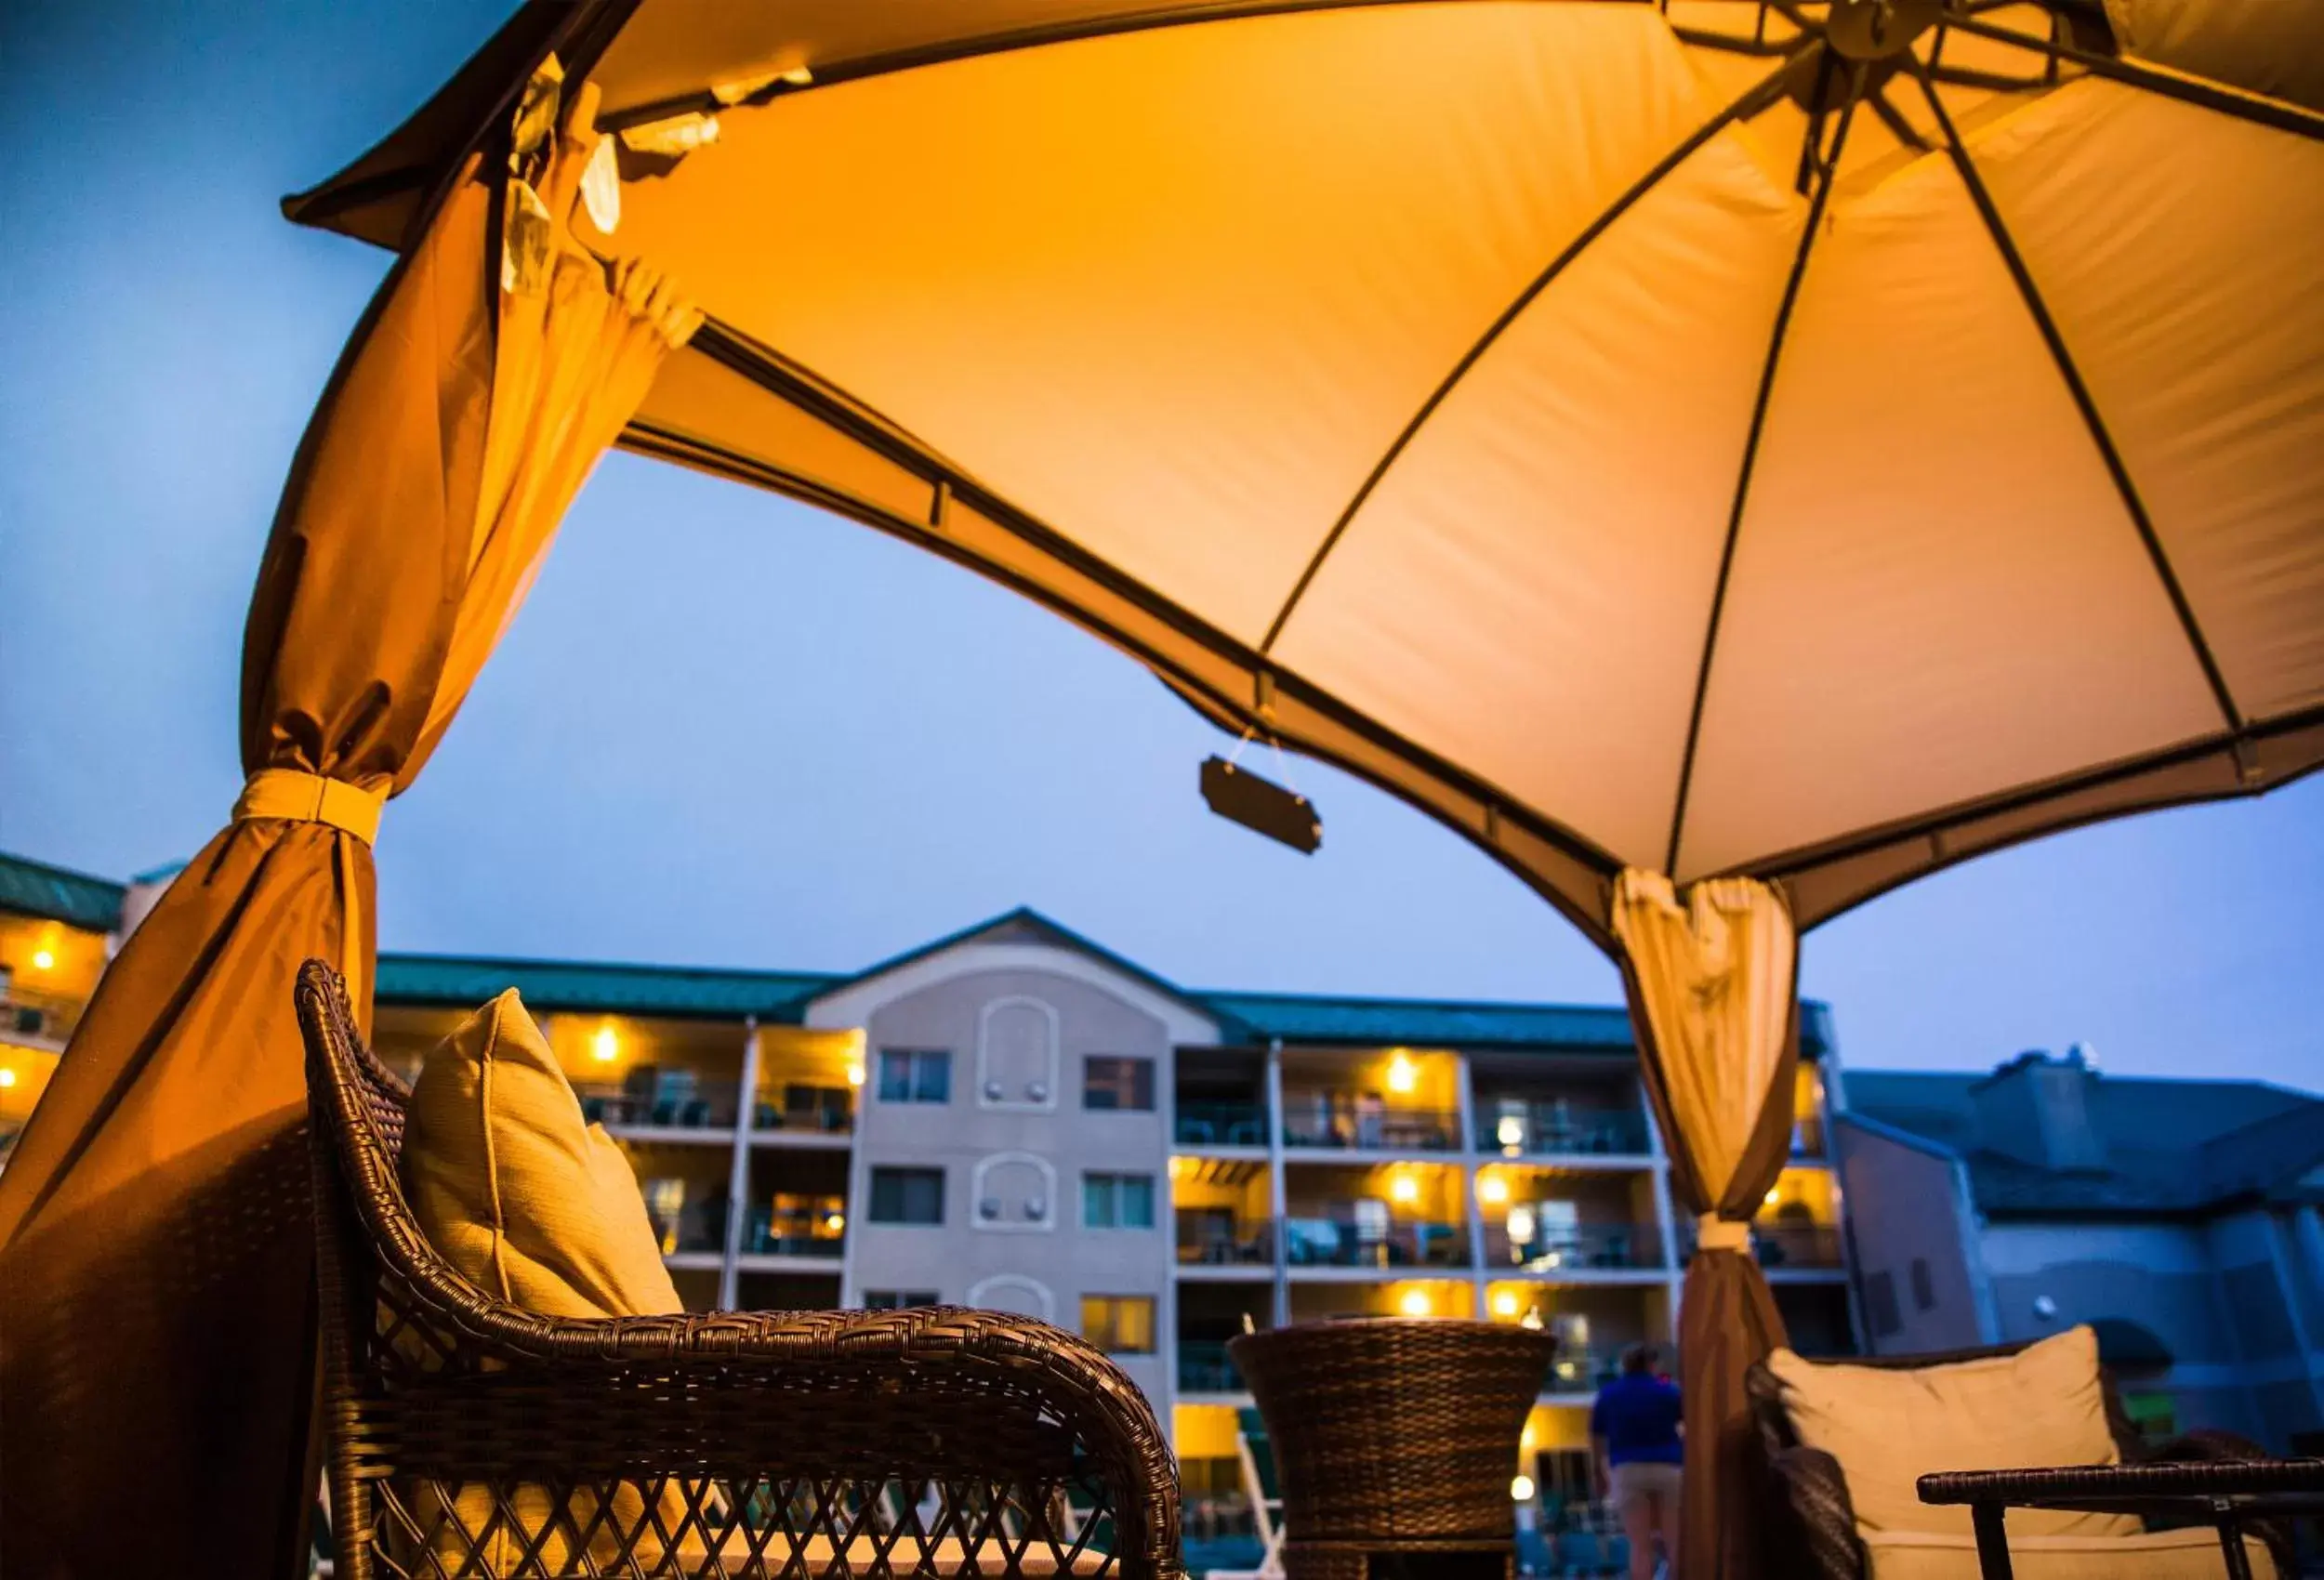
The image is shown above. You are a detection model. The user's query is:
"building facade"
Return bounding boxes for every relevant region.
[1,851,1855,1537]
[1835,1048,2324,1455]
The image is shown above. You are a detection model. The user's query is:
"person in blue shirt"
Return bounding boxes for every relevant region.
[1589,1342,1683,1580]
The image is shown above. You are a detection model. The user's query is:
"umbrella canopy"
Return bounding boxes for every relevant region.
[292,0,2324,945]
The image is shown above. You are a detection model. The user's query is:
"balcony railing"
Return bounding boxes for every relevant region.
[1281,1104,1460,1152]
[750,1091,854,1135]
[1544,1347,1620,1393]
[1752,1222,1843,1269]
[744,1204,847,1258]
[1176,1339,1247,1393]
[1174,1101,1270,1147]
[644,1197,730,1256]
[1283,1217,1470,1269]
[1,987,83,1049]
[1482,1219,1662,1271]
[1476,1102,1650,1156]
[1176,1214,1275,1266]
[579,1071,739,1132]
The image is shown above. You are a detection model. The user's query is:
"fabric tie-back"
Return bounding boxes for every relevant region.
[0,70,695,1579]
[1612,869,1801,1580]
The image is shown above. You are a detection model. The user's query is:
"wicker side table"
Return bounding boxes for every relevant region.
[1228,1319,1555,1580]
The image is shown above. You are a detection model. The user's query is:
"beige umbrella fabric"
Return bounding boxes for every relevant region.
[294,0,2324,949]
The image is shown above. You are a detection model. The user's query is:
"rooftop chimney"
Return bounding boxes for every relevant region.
[1971,1047,2106,1172]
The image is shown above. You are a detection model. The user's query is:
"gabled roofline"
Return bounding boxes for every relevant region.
[1832,1109,1962,1165]
[801,905,1227,1025]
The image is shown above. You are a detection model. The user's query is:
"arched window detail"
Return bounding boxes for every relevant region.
[969,1152,1058,1234]
[966,1273,1056,1323]
[977,996,1060,1111]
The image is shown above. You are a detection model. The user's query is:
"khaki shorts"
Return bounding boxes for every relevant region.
[1608,1460,1683,1514]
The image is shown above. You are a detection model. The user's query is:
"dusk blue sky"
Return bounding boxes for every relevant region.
[3,2,2317,1090]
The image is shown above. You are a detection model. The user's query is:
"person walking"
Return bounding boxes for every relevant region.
[1589,1342,1682,1580]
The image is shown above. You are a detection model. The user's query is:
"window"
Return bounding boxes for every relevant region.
[1081,1295,1156,1354]
[1083,1056,1155,1112]
[1909,1257,1936,1312]
[878,1048,951,1104]
[867,1165,944,1225]
[863,1289,940,1310]
[1084,1171,1156,1229]
[1864,1270,1902,1339]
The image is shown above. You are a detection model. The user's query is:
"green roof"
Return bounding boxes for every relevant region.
[0,852,126,932]
[375,954,839,1021]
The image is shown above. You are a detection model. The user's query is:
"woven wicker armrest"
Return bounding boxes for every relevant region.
[1764,1444,1868,1580]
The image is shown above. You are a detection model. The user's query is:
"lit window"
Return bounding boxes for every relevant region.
[1083,1056,1155,1112]
[1083,1171,1156,1230]
[1080,1295,1156,1354]
[878,1048,951,1104]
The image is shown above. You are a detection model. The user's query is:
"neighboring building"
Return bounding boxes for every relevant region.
[1836,1047,2324,1454]
[0,849,1855,1534]
[0,852,133,1166]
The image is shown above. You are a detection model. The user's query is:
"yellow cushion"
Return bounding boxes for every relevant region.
[1864,1526,2276,1580]
[1764,1326,2136,1540]
[402,987,682,1320]
[399,990,688,1572]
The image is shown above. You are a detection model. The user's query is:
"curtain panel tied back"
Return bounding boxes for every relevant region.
[0,64,696,1580]
[1613,869,1801,1580]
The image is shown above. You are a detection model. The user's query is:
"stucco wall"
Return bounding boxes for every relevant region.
[1831,1119,1985,1353]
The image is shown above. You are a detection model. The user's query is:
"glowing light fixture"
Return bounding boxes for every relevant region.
[846,1060,865,1086]
[590,1026,619,1063]
[1385,1052,1419,1094]
[31,949,55,971]
[1493,1291,1520,1318]
[0,1068,17,1089]
[1511,1475,1536,1502]
[1397,1287,1431,1318]
[1763,1187,1782,1207]
[1390,1174,1419,1205]
[1521,1421,1538,1447]
[1497,1114,1525,1151]
[1507,1204,1537,1243]
[824,1213,845,1232]
[1478,1173,1510,1205]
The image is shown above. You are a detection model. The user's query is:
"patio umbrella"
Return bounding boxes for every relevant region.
[6,4,2317,1578]
[283,6,2320,1572]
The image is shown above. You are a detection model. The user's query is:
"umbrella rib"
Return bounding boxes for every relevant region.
[1660,59,1869,879]
[1944,13,2324,145]
[1910,56,2243,734]
[1255,42,1825,655]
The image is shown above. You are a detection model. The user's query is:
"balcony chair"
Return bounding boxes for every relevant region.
[1747,1332,2289,1580]
[297,962,1182,1578]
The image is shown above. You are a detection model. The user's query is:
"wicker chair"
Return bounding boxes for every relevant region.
[297,960,1182,1579]
[1745,1339,2290,1580]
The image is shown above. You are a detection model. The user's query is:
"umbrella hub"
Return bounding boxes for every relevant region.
[1826,0,1943,59]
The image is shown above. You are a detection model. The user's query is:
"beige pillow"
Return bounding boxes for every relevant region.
[399,990,691,1569]
[402,987,682,1320]
[1765,1326,2138,1541]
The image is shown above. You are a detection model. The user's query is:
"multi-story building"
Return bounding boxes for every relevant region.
[1,849,1854,1537]
[1834,1047,2324,1455]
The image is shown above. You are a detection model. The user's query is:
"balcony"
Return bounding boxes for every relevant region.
[743,1205,847,1258]
[750,1083,854,1137]
[1481,1219,1663,1272]
[0,987,84,1051]
[1477,1102,1650,1158]
[640,1191,729,1257]
[1176,1212,1275,1267]
[1175,1101,1269,1148]
[1282,1103,1460,1152]
[1283,1217,1469,1270]
[579,1067,739,1134]
[1753,1222,1843,1270]
[1176,1339,1247,1393]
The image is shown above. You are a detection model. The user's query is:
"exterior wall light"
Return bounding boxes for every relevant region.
[591,1025,618,1063]
[1385,1052,1419,1094]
